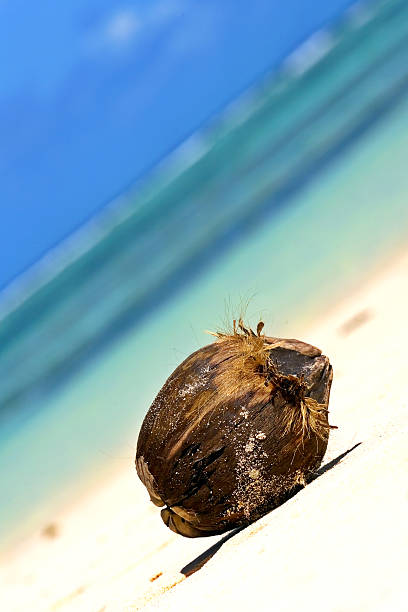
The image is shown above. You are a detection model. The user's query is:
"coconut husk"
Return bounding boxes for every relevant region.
[136,320,334,537]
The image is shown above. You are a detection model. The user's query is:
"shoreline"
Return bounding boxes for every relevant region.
[2,245,408,610]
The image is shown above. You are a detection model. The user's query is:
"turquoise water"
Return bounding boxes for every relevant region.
[1,0,408,551]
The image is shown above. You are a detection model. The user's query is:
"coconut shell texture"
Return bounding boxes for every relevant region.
[136,322,333,537]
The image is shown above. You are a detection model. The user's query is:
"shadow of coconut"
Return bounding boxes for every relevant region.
[181,442,362,577]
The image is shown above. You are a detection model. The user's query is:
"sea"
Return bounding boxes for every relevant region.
[1,0,408,552]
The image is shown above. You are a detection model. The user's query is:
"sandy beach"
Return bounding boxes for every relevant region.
[2,248,408,612]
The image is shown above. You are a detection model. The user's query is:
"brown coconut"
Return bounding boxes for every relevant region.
[136,320,334,537]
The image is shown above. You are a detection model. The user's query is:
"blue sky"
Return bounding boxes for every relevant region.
[0,0,356,290]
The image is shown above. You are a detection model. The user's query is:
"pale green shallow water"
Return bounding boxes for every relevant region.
[1,0,408,552]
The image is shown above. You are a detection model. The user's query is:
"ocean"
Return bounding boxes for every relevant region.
[1,0,408,551]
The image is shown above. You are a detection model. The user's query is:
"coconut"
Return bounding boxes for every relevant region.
[136,320,334,537]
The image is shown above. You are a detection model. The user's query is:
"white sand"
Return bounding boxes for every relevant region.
[2,250,408,612]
